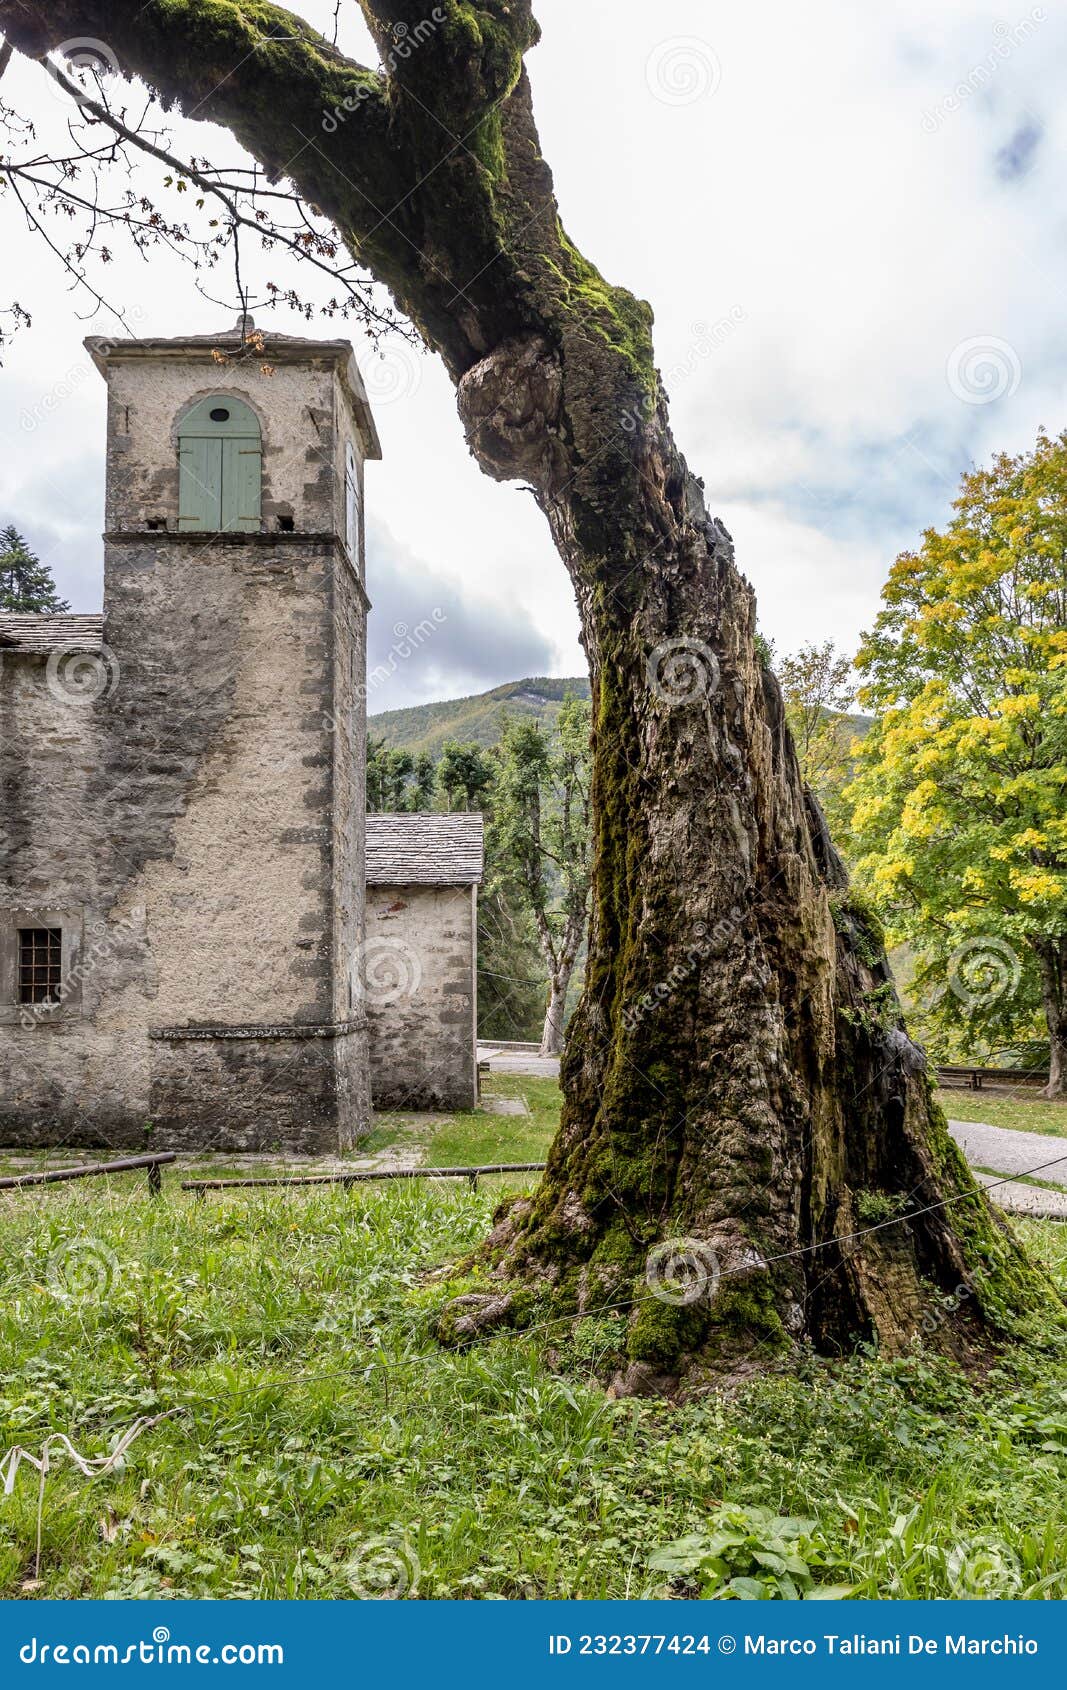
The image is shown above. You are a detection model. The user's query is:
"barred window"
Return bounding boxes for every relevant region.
[18,927,63,1005]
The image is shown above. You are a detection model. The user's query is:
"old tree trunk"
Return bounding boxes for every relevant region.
[1,0,1056,1384]
[540,970,571,1060]
[1033,938,1067,1100]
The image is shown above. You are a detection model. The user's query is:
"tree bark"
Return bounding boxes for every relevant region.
[1033,937,1067,1100]
[540,967,572,1058]
[1,0,1057,1381]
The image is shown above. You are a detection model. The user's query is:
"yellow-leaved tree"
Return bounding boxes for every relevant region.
[848,431,1067,1097]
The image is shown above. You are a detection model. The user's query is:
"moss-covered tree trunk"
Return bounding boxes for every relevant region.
[1,0,1055,1383]
[1033,936,1067,1100]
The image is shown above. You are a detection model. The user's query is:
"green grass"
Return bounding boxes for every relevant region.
[425,1076,560,1168]
[973,1166,1067,1195]
[2,1077,1067,1601]
[936,1089,1067,1138]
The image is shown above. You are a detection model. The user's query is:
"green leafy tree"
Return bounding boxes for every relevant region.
[476,868,546,1044]
[492,697,592,1055]
[411,751,436,811]
[0,0,1048,1361]
[437,740,494,812]
[0,526,70,613]
[847,431,1067,1095]
[779,639,856,825]
[367,738,414,812]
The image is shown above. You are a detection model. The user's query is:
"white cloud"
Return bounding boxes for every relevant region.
[1,0,1064,693]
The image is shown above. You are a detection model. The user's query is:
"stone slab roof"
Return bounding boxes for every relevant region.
[0,613,103,655]
[366,812,485,886]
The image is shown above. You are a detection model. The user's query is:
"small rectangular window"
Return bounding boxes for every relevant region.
[18,927,63,1005]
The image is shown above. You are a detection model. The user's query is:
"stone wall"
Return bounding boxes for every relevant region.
[365,883,478,1112]
[99,357,345,537]
[0,344,371,1153]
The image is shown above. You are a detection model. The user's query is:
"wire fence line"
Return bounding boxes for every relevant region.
[3,1135,1065,1558]
[7,1141,1064,1410]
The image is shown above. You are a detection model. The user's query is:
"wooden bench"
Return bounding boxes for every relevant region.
[936,1065,1049,1091]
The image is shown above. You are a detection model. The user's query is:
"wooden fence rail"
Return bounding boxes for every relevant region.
[936,1065,1050,1091]
[0,1152,176,1195]
[183,1162,546,1199]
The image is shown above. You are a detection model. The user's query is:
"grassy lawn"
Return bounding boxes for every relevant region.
[425,1075,560,1168]
[936,1089,1067,1138]
[973,1166,1067,1195]
[2,1075,1067,1602]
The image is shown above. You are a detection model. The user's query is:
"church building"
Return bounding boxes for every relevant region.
[0,320,481,1153]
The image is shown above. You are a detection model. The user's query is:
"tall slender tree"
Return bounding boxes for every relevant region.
[779,641,856,806]
[0,2,1054,1378]
[493,697,592,1056]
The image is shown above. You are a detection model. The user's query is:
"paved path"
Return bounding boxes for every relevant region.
[971,1171,1067,1218]
[478,1051,1067,1221]
[948,1119,1067,1188]
[478,1044,561,1080]
[947,1118,1067,1219]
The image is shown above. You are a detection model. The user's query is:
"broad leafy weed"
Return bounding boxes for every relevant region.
[1,1166,1065,1599]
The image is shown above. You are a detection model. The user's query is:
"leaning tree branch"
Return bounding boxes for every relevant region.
[4,1,1037,1370]
[0,0,538,370]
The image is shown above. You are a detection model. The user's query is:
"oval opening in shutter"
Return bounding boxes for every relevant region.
[177,396,262,533]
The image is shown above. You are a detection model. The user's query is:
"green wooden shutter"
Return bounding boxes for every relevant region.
[345,442,359,557]
[177,396,262,534]
[221,437,263,533]
[178,436,223,530]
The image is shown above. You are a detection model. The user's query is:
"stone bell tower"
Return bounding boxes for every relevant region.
[73,317,380,1152]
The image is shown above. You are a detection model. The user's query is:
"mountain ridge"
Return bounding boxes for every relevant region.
[369,675,592,755]
[370,673,871,758]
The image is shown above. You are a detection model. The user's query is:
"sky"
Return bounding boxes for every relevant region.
[0,0,1064,711]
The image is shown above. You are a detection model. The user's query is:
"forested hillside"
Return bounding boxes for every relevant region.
[370,676,591,756]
